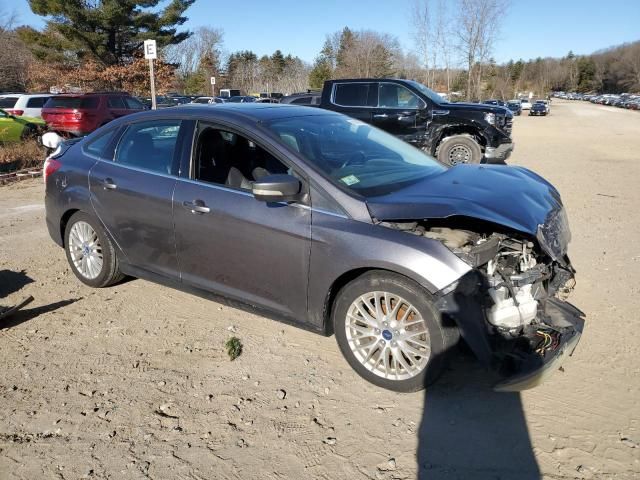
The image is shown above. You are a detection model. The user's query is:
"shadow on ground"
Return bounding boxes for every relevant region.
[417,350,540,480]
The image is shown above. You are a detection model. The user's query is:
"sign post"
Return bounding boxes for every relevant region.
[144,39,158,110]
[210,76,216,97]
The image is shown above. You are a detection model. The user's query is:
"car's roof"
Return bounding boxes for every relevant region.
[126,103,338,123]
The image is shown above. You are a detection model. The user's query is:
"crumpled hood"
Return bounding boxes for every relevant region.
[367,164,571,259]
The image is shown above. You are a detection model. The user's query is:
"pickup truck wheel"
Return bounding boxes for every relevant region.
[332,271,457,392]
[437,135,482,166]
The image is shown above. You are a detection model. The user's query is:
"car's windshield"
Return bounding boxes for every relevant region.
[403,80,445,105]
[265,115,445,197]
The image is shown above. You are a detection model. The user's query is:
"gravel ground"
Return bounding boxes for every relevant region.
[0,99,639,479]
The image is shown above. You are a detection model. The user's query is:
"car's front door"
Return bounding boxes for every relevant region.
[371,82,430,144]
[88,119,191,278]
[172,123,311,320]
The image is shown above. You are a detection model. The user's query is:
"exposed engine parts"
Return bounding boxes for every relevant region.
[379,220,575,333]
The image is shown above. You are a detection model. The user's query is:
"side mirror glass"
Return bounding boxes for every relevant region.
[41,131,63,150]
[252,174,301,203]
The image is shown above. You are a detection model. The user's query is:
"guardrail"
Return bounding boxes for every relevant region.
[0,167,42,186]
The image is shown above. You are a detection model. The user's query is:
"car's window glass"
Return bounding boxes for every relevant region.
[45,97,98,109]
[108,97,126,108]
[0,97,19,108]
[84,128,118,159]
[193,122,290,191]
[378,83,421,108]
[115,120,181,175]
[0,110,8,118]
[124,97,144,109]
[266,115,445,197]
[26,97,49,108]
[333,83,376,107]
[194,98,210,104]
[291,96,311,105]
[404,80,444,105]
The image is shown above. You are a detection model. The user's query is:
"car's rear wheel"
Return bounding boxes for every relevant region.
[332,271,457,392]
[437,134,482,166]
[64,212,123,288]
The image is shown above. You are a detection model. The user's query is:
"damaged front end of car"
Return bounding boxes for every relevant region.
[378,209,584,392]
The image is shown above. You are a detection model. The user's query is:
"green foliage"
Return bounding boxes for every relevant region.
[225,337,243,361]
[309,59,332,89]
[576,57,597,92]
[20,0,195,66]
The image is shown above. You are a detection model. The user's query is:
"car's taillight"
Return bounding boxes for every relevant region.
[43,157,62,183]
[6,109,24,116]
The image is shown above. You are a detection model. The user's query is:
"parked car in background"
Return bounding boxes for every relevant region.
[529,102,548,116]
[520,98,532,110]
[318,78,513,165]
[0,108,46,143]
[191,96,226,104]
[506,100,522,115]
[0,93,54,118]
[227,96,256,103]
[483,99,506,107]
[219,89,241,99]
[255,97,280,103]
[43,103,583,392]
[534,99,550,113]
[279,92,321,105]
[41,92,147,137]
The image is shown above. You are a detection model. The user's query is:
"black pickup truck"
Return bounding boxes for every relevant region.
[310,79,514,165]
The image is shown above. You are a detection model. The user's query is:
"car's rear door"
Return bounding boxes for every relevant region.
[327,82,377,122]
[88,118,193,278]
[172,121,311,320]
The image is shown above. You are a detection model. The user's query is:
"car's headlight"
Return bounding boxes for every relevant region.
[536,207,571,261]
[484,113,496,125]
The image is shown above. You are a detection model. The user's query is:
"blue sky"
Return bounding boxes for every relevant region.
[7,0,640,64]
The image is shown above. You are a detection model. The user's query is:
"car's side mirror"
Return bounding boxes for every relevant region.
[41,131,63,150]
[252,174,301,203]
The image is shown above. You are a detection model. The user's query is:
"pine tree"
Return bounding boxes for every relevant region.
[19,0,195,66]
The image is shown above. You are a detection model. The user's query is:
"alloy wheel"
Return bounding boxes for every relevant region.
[68,221,103,280]
[345,291,431,380]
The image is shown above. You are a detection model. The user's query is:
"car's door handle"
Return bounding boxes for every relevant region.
[102,178,117,190]
[183,200,210,214]
[373,113,388,119]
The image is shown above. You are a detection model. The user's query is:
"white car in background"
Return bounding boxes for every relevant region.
[0,93,55,118]
[520,98,532,110]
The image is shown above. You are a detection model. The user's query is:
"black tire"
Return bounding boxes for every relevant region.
[332,271,458,392]
[437,134,482,166]
[64,212,124,288]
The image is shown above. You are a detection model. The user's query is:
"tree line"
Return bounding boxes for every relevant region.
[0,0,638,99]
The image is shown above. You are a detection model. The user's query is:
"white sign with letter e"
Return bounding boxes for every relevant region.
[210,76,216,85]
[144,39,157,59]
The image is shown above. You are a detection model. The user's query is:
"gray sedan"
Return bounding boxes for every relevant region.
[43,104,584,392]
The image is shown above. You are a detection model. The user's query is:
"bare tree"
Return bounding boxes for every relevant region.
[455,0,509,99]
[0,7,32,91]
[410,0,432,86]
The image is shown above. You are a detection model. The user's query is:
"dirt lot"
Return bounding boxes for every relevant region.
[1,100,639,479]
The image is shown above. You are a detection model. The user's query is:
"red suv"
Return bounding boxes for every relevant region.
[41,92,147,136]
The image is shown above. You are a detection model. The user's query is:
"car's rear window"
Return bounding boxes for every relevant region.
[26,97,50,108]
[0,97,19,108]
[45,97,99,109]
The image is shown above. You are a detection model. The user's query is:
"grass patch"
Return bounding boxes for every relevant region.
[225,337,243,361]
[0,139,46,173]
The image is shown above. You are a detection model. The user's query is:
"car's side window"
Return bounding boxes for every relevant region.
[378,83,422,109]
[108,97,126,109]
[124,97,144,110]
[333,83,377,107]
[26,97,49,108]
[84,128,119,160]
[291,96,311,105]
[193,123,290,191]
[115,120,182,175]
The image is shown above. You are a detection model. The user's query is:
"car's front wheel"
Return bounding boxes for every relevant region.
[437,134,482,166]
[64,212,123,288]
[332,271,457,392]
